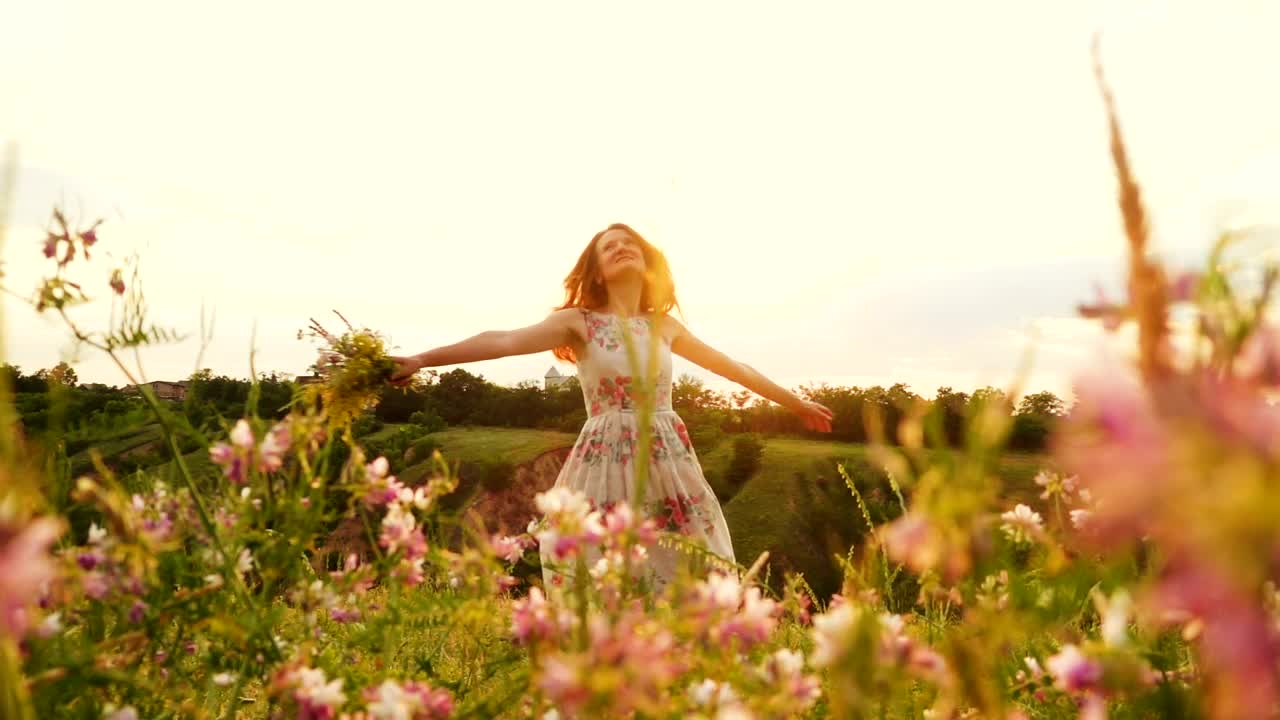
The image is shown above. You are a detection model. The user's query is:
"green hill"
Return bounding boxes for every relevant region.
[91,418,1045,599]
[700,437,1046,597]
[401,425,577,468]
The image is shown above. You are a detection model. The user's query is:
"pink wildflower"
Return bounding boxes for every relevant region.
[810,601,858,668]
[230,419,255,449]
[77,549,104,570]
[880,513,944,574]
[0,516,62,638]
[1054,369,1169,545]
[539,655,590,714]
[330,605,362,624]
[534,487,605,561]
[1169,271,1201,303]
[490,534,529,563]
[1070,508,1093,530]
[511,587,569,644]
[393,557,425,588]
[362,679,453,719]
[378,504,419,555]
[363,457,405,507]
[1045,645,1103,693]
[257,419,291,472]
[109,268,125,295]
[209,443,248,485]
[760,649,822,710]
[716,586,780,649]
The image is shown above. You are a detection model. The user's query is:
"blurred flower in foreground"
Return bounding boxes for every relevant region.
[0,515,63,638]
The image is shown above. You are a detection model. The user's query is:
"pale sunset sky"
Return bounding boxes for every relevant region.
[2,1,1278,400]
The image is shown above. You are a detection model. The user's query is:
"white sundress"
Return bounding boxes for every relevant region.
[539,309,736,590]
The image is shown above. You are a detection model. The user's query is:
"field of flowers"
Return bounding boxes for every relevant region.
[2,52,1279,719]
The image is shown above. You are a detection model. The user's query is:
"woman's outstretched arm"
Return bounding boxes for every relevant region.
[667,318,833,433]
[388,309,580,386]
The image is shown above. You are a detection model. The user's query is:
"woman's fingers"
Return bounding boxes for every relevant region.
[387,356,418,386]
[801,412,832,433]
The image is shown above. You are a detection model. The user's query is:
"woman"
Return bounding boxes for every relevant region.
[388,223,833,588]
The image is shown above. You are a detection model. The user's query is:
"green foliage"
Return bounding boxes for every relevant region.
[725,433,764,488]
[406,436,442,466]
[1008,413,1053,452]
[464,458,517,493]
[1,364,49,394]
[408,410,446,433]
[1016,390,1066,418]
[688,422,725,454]
[349,414,384,438]
[184,368,292,425]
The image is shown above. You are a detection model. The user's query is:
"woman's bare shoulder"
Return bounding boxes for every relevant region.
[548,307,589,342]
[656,313,689,342]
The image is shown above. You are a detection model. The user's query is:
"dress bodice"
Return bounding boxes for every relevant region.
[575,310,673,418]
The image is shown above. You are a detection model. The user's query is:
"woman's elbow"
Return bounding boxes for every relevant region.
[479,330,515,359]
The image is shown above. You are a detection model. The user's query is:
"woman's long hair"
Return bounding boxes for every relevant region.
[552,223,679,363]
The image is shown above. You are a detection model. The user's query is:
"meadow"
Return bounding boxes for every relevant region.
[2,59,1279,720]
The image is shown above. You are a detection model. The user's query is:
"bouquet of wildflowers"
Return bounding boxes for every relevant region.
[298,311,418,429]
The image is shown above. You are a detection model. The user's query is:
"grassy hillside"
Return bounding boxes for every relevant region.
[93,417,1045,599]
[413,426,577,465]
[699,437,1048,597]
[398,426,577,484]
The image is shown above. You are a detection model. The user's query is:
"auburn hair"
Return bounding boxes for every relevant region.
[552,223,679,363]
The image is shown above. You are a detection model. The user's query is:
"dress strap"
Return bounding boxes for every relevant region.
[579,307,593,343]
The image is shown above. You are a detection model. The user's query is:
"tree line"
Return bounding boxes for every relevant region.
[4,363,1068,453]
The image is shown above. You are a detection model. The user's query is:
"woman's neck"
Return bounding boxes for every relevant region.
[604,276,644,317]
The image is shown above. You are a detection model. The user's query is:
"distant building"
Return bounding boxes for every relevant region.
[544,366,575,391]
[124,380,188,401]
[294,374,323,386]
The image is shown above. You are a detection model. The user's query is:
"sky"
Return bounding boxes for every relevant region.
[2,1,1278,401]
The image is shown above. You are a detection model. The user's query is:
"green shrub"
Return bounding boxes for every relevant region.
[350,414,384,438]
[408,410,446,433]
[687,422,724,454]
[725,433,764,487]
[406,436,441,465]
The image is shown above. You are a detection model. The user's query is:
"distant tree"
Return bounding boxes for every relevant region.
[543,376,583,415]
[2,364,48,394]
[970,386,1011,413]
[672,374,726,413]
[932,386,971,447]
[256,372,294,418]
[429,369,493,425]
[729,390,754,431]
[1016,391,1066,418]
[38,362,78,387]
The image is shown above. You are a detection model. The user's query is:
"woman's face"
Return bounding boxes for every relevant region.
[595,228,646,282]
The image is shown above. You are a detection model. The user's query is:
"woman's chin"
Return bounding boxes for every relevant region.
[604,264,645,281]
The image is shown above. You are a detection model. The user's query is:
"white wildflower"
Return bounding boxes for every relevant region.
[1000,504,1044,543]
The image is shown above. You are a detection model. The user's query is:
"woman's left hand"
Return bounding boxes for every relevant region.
[792,400,834,433]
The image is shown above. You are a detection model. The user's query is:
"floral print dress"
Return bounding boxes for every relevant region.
[540,309,736,589]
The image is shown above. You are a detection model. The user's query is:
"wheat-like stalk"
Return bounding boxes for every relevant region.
[1092,33,1171,384]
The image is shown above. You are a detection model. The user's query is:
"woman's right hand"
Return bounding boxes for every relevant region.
[791,399,834,433]
[387,355,423,387]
